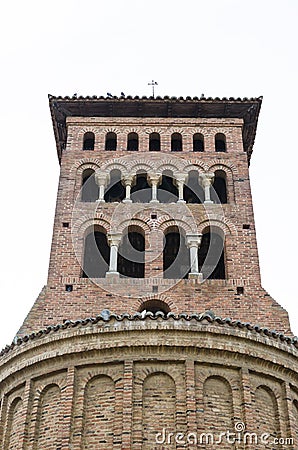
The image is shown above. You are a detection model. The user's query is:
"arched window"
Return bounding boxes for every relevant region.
[193,133,204,152]
[131,172,151,203]
[255,386,280,445]
[149,132,160,151]
[171,133,182,151]
[83,132,95,150]
[105,132,117,151]
[139,299,170,315]
[184,170,204,204]
[163,227,190,279]
[118,227,145,278]
[215,133,226,152]
[142,373,176,446]
[199,227,225,279]
[158,171,178,203]
[203,376,234,438]
[211,170,227,203]
[127,132,139,151]
[104,169,125,202]
[82,227,110,278]
[81,169,99,202]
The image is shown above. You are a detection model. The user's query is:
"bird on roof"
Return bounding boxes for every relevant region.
[73,93,77,98]
[107,92,113,97]
[121,92,125,96]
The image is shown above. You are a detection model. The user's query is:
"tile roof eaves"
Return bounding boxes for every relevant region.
[0,311,296,358]
[48,94,263,103]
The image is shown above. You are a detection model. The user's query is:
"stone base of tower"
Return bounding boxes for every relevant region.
[1,314,297,449]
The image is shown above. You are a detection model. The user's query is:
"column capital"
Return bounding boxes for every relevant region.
[199,172,214,187]
[107,232,122,247]
[148,173,161,185]
[95,172,108,186]
[186,233,202,248]
[176,172,187,183]
[123,175,134,186]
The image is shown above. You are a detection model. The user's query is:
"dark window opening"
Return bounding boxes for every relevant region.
[163,228,190,279]
[237,286,244,295]
[118,228,145,278]
[243,224,250,230]
[158,171,178,203]
[83,132,95,150]
[193,133,204,152]
[139,299,170,315]
[62,222,69,228]
[149,132,161,151]
[81,169,99,202]
[131,172,151,203]
[82,229,110,278]
[211,170,227,203]
[105,132,117,151]
[65,284,73,292]
[171,133,182,152]
[104,169,125,202]
[215,133,226,152]
[199,229,225,279]
[127,132,139,151]
[184,171,204,204]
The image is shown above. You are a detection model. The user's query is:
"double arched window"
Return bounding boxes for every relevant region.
[80,167,230,204]
[82,224,226,280]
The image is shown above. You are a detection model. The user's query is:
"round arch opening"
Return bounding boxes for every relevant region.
[138,299,170,315]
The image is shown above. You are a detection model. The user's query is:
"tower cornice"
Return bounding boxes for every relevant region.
[48,94,262,164]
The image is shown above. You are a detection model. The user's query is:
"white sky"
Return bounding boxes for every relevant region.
[0,0,297,349]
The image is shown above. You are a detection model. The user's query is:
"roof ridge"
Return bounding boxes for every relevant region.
[48,94,263,102]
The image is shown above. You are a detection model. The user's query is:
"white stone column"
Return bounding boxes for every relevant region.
[95,173,108,203]
[186,233,202,280]
[176,173,187,203]
[122,175,133,203]
[200,173,214,204]
[106,233,122,277]
[149,174,160,203]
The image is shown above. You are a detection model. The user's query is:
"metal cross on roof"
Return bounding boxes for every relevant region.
[148,80,158,98]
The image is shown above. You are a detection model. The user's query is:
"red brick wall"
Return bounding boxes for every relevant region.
[17,115,291,336]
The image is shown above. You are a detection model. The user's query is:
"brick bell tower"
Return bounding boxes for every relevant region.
[1,95,297,449]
